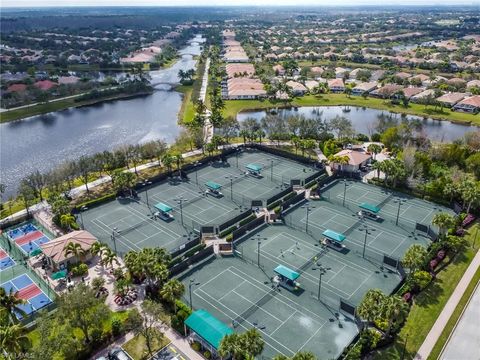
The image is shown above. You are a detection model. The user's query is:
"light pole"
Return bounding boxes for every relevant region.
[175,197,188,226]
[111,227,119,254]
[235,147,241,168]
[394,198,407,226]
[79,205,88,230]
[188,279,200,310]
[254,234,267,267]
[268,158,274,181]
[140,179,152,208]
[226,175,237,200]
[312,263,330,301]
[302,204,316,233]
[358,221,376,259]
[343,179,348,207]
[194,161,200,185]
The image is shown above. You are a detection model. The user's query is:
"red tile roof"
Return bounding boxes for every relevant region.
[34,80,57,91]
[7,83,27,92]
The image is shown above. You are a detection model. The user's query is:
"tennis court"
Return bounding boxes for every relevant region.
[320,179,451,230]
[178,223,401,359]
[1,274,53,319]
[6,222,51,256]
[0,246,16,271]
[81,149,319,256]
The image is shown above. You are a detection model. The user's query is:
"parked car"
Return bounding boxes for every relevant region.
[108,348,132,360]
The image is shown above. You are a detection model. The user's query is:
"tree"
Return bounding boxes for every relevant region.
[432,212,455,237]
[273,352,317,360]
[17,181,35,215]
[0,288,27,324]
[445,235,468,254]
[367,144,382,160]
[328,155,350,172]
[357,289,386,323]
[59,214,77,231]
[219,328,264,359]
[162,153,175,174]
[379,295,409,336]
[0,323,31,357]
[64,241,87,262]
[124,248,170,290]
[76,156,93,193]
[160,279,185,313]
[24,170,46,201]
[128,300,168,357]
[112,170,136,196]
[402,244,427,274]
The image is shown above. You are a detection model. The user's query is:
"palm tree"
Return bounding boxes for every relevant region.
[162,154,175,175]
[459,181,480,213]
[242,328,264,358]
[102,248,119,269]
[218,333,242,359]
[432,212,455,237]
[357,289,386,323]
[328,155,350,173]
[173,154,184,177]
[0,323,31,356]
[64,242,87,263]
[0,288,27,324]
[90,242,108,258]
[380,295,409,337]
[160,279,185,313]
[367,144,382,160]
[402,244,428,274]
[239,130,249,145]
[372,161,384,180]
[59,214,77,231]
[218,328,264,359]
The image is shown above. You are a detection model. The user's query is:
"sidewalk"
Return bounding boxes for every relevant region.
[415,248,480,359]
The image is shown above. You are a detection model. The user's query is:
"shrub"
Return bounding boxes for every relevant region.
[203,350,211,359]
[239,214,255,226]
[71,263,88,277]
[90,327,103,346]
[175,300,192,317]
[226,233,233,242]
[111,318,123,337]
[412,270,432,290]
[219,225,236,238]
[91,277,105,292]
[191,341,201,352]
[76,193,116,210]
[344,342,362,360]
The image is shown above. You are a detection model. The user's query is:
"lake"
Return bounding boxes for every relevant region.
[0,35,203,197]
[237,106,478,142]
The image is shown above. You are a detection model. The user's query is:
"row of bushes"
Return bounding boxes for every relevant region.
[74,192,116,211]
[169,243,206,268]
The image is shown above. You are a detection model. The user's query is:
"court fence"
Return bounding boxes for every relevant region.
[266,186,294,206]
[280,191,307,214]
[232,215,266,241]
[169,246,214,277]
[246,144,320,166]
[218,209,253,232]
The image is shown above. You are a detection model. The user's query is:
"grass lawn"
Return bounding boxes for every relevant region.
[122,331,170,360]
[372,224,480,359]
[223,94,480,125]
[427,265,480,360]
[175,84,195,124]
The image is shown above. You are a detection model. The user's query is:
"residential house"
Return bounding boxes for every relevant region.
[411,89,436,103]
[304,80,319,92]
[272,64,285,76]
[327,78,345,93]
[453,96,480,114]
[435,92,467,107]
[34,80,57,91]
[225,63,255,78]
[7,83,27,93]
[466,80,480,90]
[370,84,403,99]
[335,67,349,79]
[330,149,372,173]
[402,87,424,99]
[351,82,378,96]
[224,78,266,100]
[286,80,308,96]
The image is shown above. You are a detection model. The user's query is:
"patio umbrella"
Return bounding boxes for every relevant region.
[51,269,67,280]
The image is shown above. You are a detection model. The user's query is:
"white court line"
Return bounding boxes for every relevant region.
[270,311,298,336]
[297,321,329,352]
[347,271,375,301]
[218,280,247,301]
[232,290,284,323]
[90,218,140,251]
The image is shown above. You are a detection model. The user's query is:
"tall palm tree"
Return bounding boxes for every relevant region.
[372,161,384,180]
[0,323,31,356]
[161,154,175,175]
[0,288,27,324]
[242,328,264,358]
[64,242,86,263]
[402,244,428,274]
[380,295,409,337]
[356,289,386,323]
[102,248,119,269]
[367,144,382,160]
[90,242,108,258]
[432,212,455,237]
[328,155,350,173]
[160,279,185,313]
[219,333,242,359]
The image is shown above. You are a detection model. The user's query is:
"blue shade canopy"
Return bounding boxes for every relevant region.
[205,181,222,190]
[322,229,346,243]
[184,309,234,350]
[246,163,262,172]
[359,202,380,214]
[154,202,173,213]
[274,264,300,281]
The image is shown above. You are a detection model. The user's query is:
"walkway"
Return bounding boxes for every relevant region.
[415,249,480,360]
[439,280,480,360]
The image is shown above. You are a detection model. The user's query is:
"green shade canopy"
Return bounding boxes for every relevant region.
[246,163,262,172]
[322,229,346,243]
[205,181,222,191]
[184,309,233,350]
[359,202,380,214]
[30,248,42,256]
[51,269,67,280]
[274,264,300,281]
[154,202,173,213]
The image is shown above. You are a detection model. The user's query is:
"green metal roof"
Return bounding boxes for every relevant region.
[274,264,300,281]
[246,163,262,172]
[205,181,222,191]
[184,309,233,350]
[359,202,380,214]
[51,269,67,280]
[154,202,173,213]
[322,229,346,243]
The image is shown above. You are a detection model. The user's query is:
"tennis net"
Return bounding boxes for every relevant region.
[377,193,394,209]
[233,288,278,327]
[295,245,328,274]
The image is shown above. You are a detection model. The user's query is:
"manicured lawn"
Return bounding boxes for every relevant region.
[175,84,195,124]
[428,265,480,360]
[122,331,170,360]
[223,94,480,125]
[372,224,480,359]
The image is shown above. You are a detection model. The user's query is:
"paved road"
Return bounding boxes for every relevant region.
[152,343,190,360]
[439,281,480,360]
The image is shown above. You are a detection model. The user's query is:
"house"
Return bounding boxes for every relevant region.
[411,89,436,103]
[58,76,81,85]
[370,84,404,99]
[304,80,319,91]
[34,80,58,91]
[466,80,480,90]
[310,66,324,75]
[352,82,378,96]
[272,64,285,76]
[394,72,412,81]
[370,70,386,81]
[7,83,27,93]
[330,149,372,173]
[224,78,266,100]
[402,87,425,99]
[447,77,467,88]
[40,230,97,270]
[335,67,349,79]
[327,78,345,93]
[225,63,255,78]
[435,92,467,107]
[410,74,430,86]
[286,81,308,95]
[349,68,365,80]
[453,96,480,114]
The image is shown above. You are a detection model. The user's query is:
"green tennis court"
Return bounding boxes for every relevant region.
[80,149,318,256]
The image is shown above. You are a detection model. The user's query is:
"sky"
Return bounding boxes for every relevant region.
[2,0,479,7]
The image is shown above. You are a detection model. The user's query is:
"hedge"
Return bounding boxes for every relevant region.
[219,225,237,238]
[169,243,206,267]
[239,214,256,226]
[75,193,116,210]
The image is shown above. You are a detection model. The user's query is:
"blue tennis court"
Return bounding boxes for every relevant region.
[1,274,53,319]
[7,223,51,256]
[0,247,15,271]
